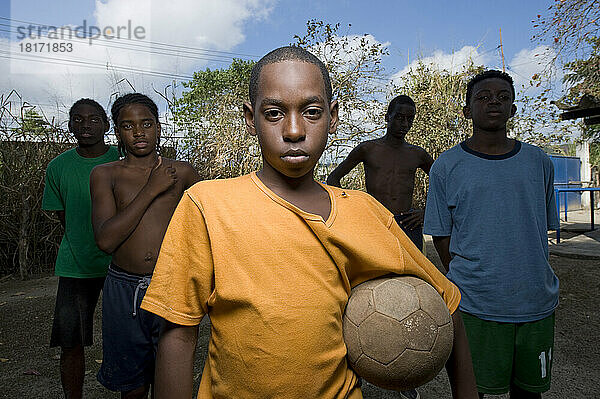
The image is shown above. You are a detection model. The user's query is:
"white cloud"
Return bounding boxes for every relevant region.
[391,45,493,85]
[1,0,276,121]
[389,45,564,99]
[507,45,562,91]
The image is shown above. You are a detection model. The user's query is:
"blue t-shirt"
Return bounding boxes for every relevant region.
[424,141,559,322]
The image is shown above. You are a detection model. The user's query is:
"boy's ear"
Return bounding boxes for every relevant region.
[103,120,110,133]
[510,104,517,117]
[384,112,389,123]
[115,130,122,150]
[115,127,124,146]
[243,102,257,136]
[462,105,472,120]
[329,100,339,134]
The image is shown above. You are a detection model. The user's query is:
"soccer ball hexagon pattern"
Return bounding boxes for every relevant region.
[343,275,454,391]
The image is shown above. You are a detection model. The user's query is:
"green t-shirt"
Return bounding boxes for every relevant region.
[42,146,119,278]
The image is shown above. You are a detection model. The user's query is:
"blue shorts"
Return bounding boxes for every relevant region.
[97,265,162,392]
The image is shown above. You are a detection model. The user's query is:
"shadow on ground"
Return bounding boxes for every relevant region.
[0,244,598,398]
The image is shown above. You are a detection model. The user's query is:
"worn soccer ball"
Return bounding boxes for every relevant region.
[343,275,454,391]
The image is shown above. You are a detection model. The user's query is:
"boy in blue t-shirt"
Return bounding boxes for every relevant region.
[424,70,559,399]
[42,99,119,399]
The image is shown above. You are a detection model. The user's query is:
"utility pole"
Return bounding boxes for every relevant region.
[499,28,506,73]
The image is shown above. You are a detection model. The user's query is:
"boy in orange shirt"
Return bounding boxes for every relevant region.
[141,46,477,398]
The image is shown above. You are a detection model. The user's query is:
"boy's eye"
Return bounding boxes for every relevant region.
[499,94,511,102]
[304,108,322,119]
[91,117,101,123]
[121,123,133,129]
[143,121,152,128]
[264,109,283,120]
[72,117,82,123]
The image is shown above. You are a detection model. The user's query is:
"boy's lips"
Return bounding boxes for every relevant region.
[134,141,148,148]
[281,149,309,163]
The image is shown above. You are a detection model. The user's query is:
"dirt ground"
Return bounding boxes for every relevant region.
[0,250,598,398]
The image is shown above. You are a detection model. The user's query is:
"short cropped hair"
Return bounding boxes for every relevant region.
[111,93,159,126]
[69,98,108,124]
[386,95,416,116]
[249,46,332,106]
[466,70,515,105]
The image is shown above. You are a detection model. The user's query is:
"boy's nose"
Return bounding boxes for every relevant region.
[283,113,305,142]
[488,94,503,104]
[133,126,145,137]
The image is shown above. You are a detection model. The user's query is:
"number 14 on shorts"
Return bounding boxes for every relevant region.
[539,348,552,378]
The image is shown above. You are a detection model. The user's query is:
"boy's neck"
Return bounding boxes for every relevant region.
[76,142,109,158]
[257,167,319,195]
[467,128,514,155]
[256,167,331,221]
[123,152,160,168]
[383,133,407,147]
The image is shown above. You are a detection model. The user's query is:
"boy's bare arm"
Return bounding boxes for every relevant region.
[445,312,478,399]
[155,322,198,399]
[420,148,435,175]
[90,159,177,254]
[179,161,201,189]
[432,236,451,273]
[56,210,65,229]
[326,144,366,187]
[393,147,434,230]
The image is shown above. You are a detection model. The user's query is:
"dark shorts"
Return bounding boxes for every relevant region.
[50,276,105,348]
[462,312,555,394]
[97,265,162,393]
[394,213,424,252]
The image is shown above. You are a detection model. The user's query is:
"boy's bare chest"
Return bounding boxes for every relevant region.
[364,146,422,175]
[113,169,182,211]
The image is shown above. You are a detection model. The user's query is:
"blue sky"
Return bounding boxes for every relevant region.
[0,0,557,115]
[242,0,550,77]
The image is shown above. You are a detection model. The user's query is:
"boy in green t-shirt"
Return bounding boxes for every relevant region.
[42,98,119,399]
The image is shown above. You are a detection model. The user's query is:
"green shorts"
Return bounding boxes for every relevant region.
[461,312,555,395]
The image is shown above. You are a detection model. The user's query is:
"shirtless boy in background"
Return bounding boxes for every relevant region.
[90,93,200,398]
[327,95,433,251]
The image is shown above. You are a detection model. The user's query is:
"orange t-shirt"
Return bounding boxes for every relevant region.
[141,172,460,399]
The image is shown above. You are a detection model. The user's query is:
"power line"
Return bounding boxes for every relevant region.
[0,26,239,65]
[0,50,195,80]
[0,16,259,59]
[508,58,551,68]
[0,15,260,80]
[505,65,532,82]
[0,26,243,65]
[499,28,506,73]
